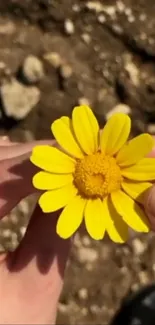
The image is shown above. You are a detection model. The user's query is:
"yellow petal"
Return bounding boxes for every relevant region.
[30,145,75,173]
[122,158,155,181]
[33,171,73,190]
[122,180,152,204]
[84,199,105,240]
[57,196,85,239]
[72,105,99,154]
[116,134,154,167]
[51,117,84,158]
[103,197,128,243]
[39,183,78,213]
[111,190,150,232]
[100,113,131,155]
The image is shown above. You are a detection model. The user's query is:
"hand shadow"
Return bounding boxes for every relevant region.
[0,156,71,278]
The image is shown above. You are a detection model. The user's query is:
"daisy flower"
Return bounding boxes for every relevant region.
[30,105,155,243]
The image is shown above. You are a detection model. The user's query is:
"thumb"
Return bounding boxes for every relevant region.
[144,185,155,231]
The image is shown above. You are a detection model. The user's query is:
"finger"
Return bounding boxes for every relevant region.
[0,140,54,219]
[144,185,155,231]
[0,139,54,161]
[3,206,70,324]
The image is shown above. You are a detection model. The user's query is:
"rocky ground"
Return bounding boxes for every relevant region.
[0,0,155,324]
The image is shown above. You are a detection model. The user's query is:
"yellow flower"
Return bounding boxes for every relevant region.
[30,105,155,242]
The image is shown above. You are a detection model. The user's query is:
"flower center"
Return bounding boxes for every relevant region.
[74,152,122,198]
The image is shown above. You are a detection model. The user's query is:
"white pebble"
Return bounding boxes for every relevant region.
[132,238,146,255]
[22,55,44,84]
[78,288,88,300]
[106,104,131,120]
[78,247,98,263]
[2,229,11,238]
[43,52,62,68]
[64,19,75,35]
[98,14,106,24]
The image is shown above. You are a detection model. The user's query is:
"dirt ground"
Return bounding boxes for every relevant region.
[0,0,155,324]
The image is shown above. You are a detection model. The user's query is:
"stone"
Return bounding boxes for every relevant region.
[1,78,40,120]
[81,33,91,44]
[125,60,140,86]
[58,303,68,313]
[19,226,27,237]
[78,288,88,300]
[106,104,131,120]
[98,14,106,24]
[139,271,149,285]
[0,20,16,35]
[82,235,91,247]
[78,97,90,106]
[147,123,155,134]
[64,19,75,35]
[22,55,44,84]
[77,247,98,263]
[59,64,73,79]
[2,229,11,238]
[43,52,62,68]
[90,304,100,314]
[132,238,146,255]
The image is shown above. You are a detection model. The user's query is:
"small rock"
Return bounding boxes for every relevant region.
[82,235,91,247]
[125,61,140,86]
[116,1,125,13]
[2,229,11,238]
[58,303,68,313]
[74,233,82,248]
[19,226,27,237]
[132,238,146,255]
[10,213,18,224]
[98,14,106,24]
[81,33,91,44]
[128,15,135,23]
[106,104,131,120]
[86,1,104,13]
[18,199,29,215]
[125,8,132,16]
[139,13,147,22]
[64,19,75,35]
[90,304,100,314]
[1,78,40,120]
[112,24,123,35]
[139,271,149,285]
[131,283,140,292]
[147,123,155,135]
[77,247,98,263]
[72,4,80,12]
[11,232,18,247]
[78,288,88,300]
[22,55,44,84]
[43,52,62,68]
[78,97,90,106]
[0,61,6,70]
[59,64,73,79]
[0,20,16,35]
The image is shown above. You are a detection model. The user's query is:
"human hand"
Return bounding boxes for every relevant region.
[0,137,70,324]
[0,137,154,324]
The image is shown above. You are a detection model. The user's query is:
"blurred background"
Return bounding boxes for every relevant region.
[0,0,155,324]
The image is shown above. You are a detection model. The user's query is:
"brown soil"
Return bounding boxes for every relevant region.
[0,1,155,324]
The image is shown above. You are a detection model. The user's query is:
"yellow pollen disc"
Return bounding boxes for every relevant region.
[74,152,122,199]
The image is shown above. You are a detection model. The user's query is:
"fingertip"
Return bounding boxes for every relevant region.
[144,185,155,231]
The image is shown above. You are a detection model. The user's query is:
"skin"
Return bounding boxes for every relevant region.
[0,136,154,324]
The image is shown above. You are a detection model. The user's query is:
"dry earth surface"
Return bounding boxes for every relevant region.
[0,1,155,324]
